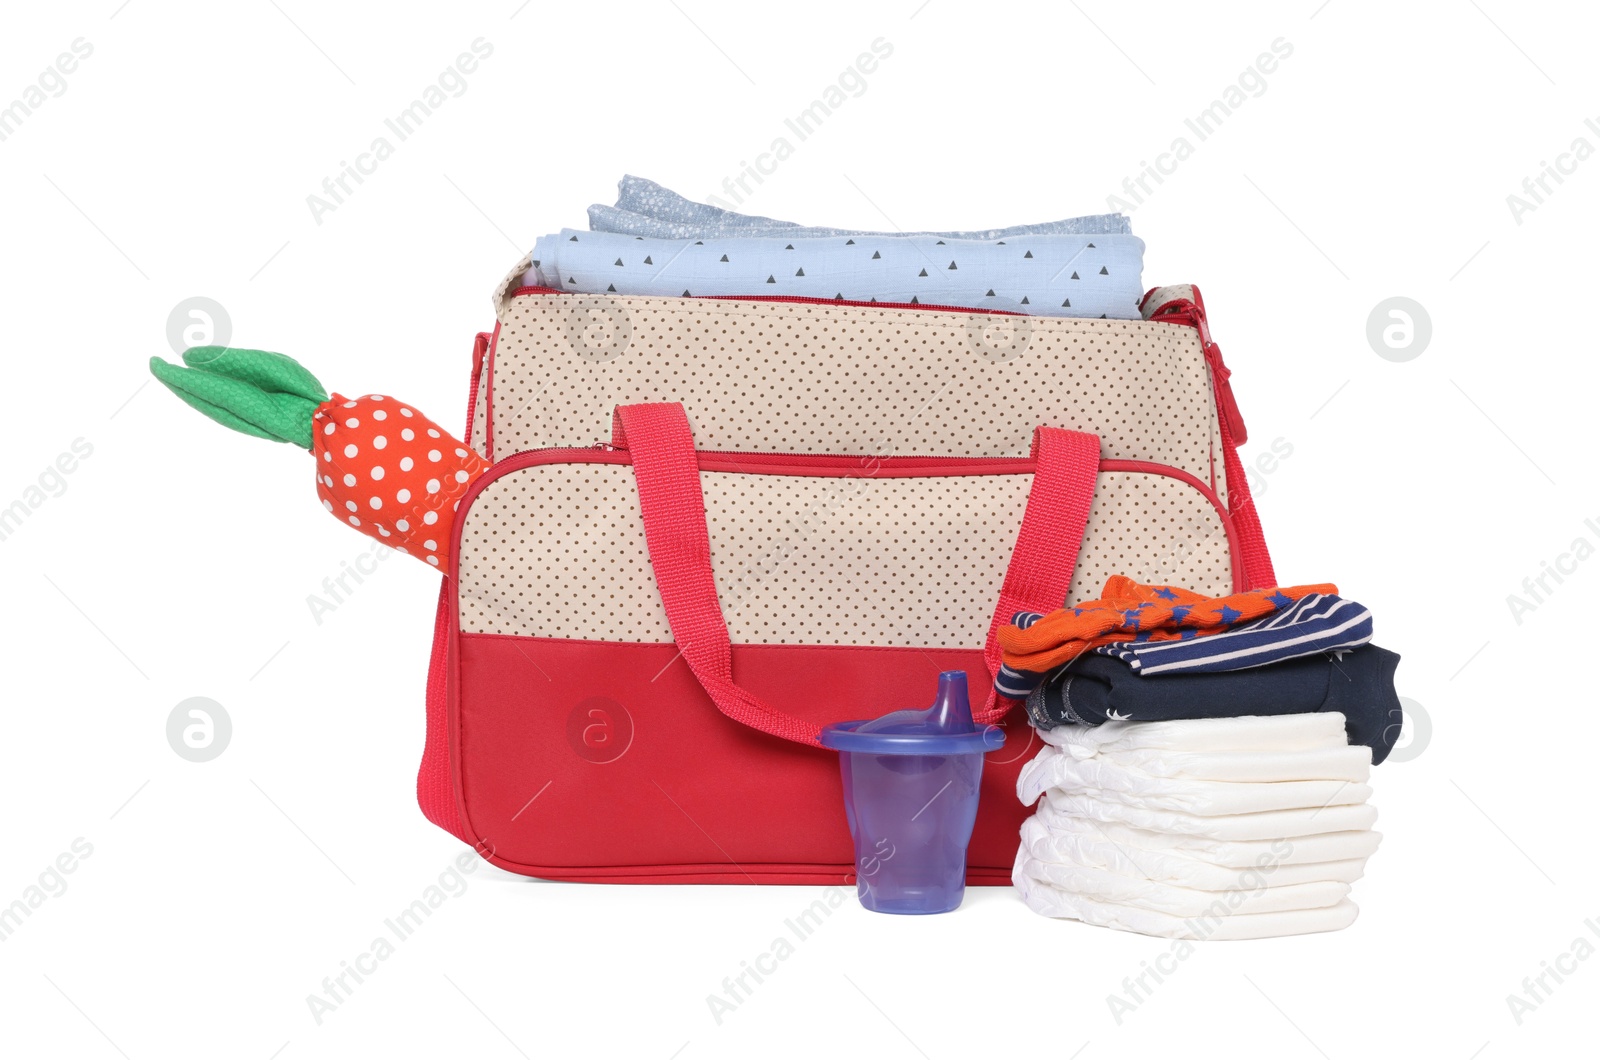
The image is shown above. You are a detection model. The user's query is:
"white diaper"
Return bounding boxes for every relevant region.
[1015,851,1351,917]
[1083,744,1372,783]
[1018,746,1373,814]
[1041,790,1378,839]
[1040,713,1350,756]
[1031,804,1384,866]
[1018,815,1371,888]
[1013,867,1362,941]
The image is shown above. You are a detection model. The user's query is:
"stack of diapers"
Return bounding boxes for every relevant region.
[1013,714,1383,940]
[520,176,1146,318]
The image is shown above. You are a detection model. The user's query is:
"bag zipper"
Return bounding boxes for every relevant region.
[482,445,1037,476]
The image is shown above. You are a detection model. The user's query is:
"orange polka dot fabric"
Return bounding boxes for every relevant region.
[310,393,489,576]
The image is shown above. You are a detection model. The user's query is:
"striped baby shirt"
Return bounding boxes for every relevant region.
[994,589,1371,700]
[1092,593,1373,675]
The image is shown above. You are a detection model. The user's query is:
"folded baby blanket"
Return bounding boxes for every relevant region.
[1015,853,1351,917]
[590,174,1134,241]
[1026,647,1403,763]
[994,576,1339,697]
[1017,747,1373,815]
[1013,869,1361,941]
[1018,816,1371,887]
[524,229,1146,318]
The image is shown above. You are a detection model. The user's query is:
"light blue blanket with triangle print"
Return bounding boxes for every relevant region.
[526,228,1145,318]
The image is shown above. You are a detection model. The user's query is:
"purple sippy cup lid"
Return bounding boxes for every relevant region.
[819,671,1006,755]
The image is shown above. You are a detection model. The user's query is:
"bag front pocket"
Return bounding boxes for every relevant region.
[440,428,1239,882]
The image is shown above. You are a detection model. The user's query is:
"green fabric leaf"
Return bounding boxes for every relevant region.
[148,347,330,449]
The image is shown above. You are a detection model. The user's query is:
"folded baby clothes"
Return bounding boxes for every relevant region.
[591,174,1134,241]
[524,229,1147,318]
[994,576,1339,697]
[1017,748,1373,815]
[1013,869,1362,941]
[1018,816,1370,887]
[1025,647,1403,764]
[1015,853,1351,917]
[1032,804,1384,867]
[1091,592,1373,675]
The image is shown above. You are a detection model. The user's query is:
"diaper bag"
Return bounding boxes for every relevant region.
[417,259,1275,884]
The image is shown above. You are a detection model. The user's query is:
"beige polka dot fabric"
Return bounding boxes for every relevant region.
[486,262,1230,503]
[1066,472,1233,605]
[460,256,1243,649]
[455,462,1234,646]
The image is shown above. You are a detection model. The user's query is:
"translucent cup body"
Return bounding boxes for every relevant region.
[837,746,988,914]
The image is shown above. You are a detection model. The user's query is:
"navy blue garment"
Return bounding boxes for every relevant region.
[1025,646,1403,764]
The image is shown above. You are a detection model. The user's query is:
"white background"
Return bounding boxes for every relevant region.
[1,1,1593,1057]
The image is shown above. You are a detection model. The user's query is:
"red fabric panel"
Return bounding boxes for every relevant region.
[416,583,469,841]
[452,635,1039,884]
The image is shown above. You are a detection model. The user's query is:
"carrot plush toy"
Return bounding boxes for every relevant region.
[149,346,488,575]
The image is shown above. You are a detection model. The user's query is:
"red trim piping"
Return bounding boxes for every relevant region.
[461,631,994,657]
[482,321,502,462]
[464,329,492,443]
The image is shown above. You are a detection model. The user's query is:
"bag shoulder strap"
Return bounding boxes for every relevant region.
[614,402,1100,747]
